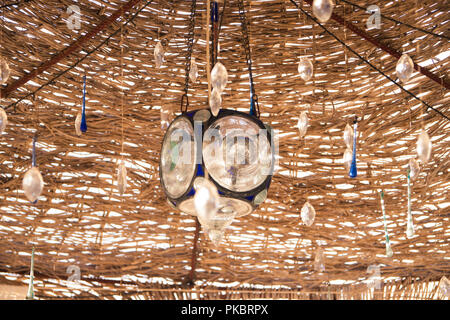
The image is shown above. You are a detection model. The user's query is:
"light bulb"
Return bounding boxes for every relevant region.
[408,158,420,181]
[396,54,414,83]
[343,123,353,149]
[23,167,44,203]
[211,62,228,93]
[0,108,7,133]
[75,112,82,136]
[297,111,309,138]
[343,148,353,172]
[194,179,219,228]
[0,58,10,85]
[209,87,222,117]
[312,0,335,23]
[301,201,316,227]
[189,58,198,83]
[297,57,313,81]
[416,129,432,163]
[154,41,164,69]
[314,247,325,272]
[117,161,127,195]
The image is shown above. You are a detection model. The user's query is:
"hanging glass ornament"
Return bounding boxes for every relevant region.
[0,58,10,85]
[343,148,352,172]
[312,0,335,23]
[189,57,199,83]
[416,129,432,164]
[117,161,127,195]
[406,168,414,239]
[343,123,353,149]
[209,87,222,117]
[297,111,309,138]
[75,112,82,136]
[297,57,314,82]
[349,120,358,178]
[408,158,420,181]
[154,41,164,68]
[0,107,7,133]
[80,75,87,133]
[25,247,35,300]
[380,191,393,258]
[396,54,414,83]
[160,107,170,130]
[314,247,325,273]
[210,61,228,93]
[207,228,225,247]
[439,276,450,298]
[22,138,44,203]
[194,179,219,228]
[301,201,316,227]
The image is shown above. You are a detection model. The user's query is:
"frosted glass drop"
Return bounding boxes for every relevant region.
[385,243,393,258]
[297,57,313,81]
[211,62,228,92]
[343,148,353,172]
[297,111,308,137]
[0,108,7,133]
[312,0,335,23]
[301,201,316,227]
[160,107,170,130]
[314,247,325,272]
[408,158,420,181]
[343,123,353,149]
[75,112,82,136]
[189,58,198,83]
[154,41,164,68]
[439,276,450,297]
[208,228,224,247]
[406,222,414,239]
[117,161,127,195]
[396,54,414,83]
[209,87,222,117]
[194,179,219,228]
[416,129,432,164]
[23,167,44,203]
[0,58,10,85]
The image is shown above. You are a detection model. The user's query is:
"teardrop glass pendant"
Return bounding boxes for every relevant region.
[314,247,325,273]
[416,129,432,163]
[343,123,353,149]
[194,179,219,228]
[189,57,199,83]
[297,111,309,138]
[0,108,7,133]
[343,148,353,172]
[208,228,225,247]
[297,57,314,82]
[312,0,335,23]
[349,122,358,178]
[75,112,82,136]
[154,41,164,68]
[396,54,414,83]
[211,62,228,93]
[23,167,44,203]
[209,87,222,117]
[301,201,316,227]
[117,161,127,195]
[0,58,10,85]
[408,158,420,181]
[80,75,87,133]
[160,107,170,130]
[385,242,393,258]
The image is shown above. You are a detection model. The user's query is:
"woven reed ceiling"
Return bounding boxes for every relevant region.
[0,0,448,299]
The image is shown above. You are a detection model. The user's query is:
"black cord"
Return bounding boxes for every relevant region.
[339,0,450,40]
[2,0,153,111]
[289,0,449,121]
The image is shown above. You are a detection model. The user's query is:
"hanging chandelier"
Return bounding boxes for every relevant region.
[159,0,275,242]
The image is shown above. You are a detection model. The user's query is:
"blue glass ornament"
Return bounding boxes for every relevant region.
[80,75,87,133]
[349,119,358,178]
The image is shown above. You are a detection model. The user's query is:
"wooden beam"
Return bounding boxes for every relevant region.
[0,0,142,99]
[302,0,449,90]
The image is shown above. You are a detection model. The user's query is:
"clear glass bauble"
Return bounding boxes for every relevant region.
[297,57,314,81]
[209,87,222,117]
[301,201,316,227]
[160,107,170,130]
[396,54,414,83]
[117,161,127,195]
[312,0,335,23]
[75,112,82,136]
[343,148,353,172]
[154,41,164,69]
[297,111,309,137]
[416,129,432,164]
[314,247,325,272]
[0,108,7,133]
[385,243,393,258]
[408,158,420,181]
[189,58,198,83]
[210,62,228,93]
[0,58,10,85]
[343,123,353,149]
[22,167,44,203]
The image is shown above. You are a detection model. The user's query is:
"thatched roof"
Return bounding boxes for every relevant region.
[0,0,448,299]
